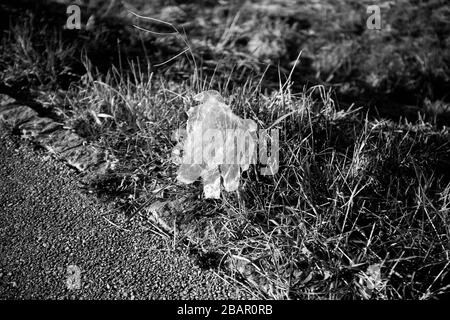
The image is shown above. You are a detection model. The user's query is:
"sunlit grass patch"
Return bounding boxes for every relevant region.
[65,63,450,298]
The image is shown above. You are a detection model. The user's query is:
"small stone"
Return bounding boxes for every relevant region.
[87,160,113,175]
[60,145,102,172]
[0,94,15,105]
[36,129,84,154]
[0,105,38,127]
[19,117,61,139]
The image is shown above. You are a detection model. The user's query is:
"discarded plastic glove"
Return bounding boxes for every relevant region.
[172,90,257,199]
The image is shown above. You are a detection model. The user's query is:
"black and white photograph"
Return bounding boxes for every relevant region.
[0,0,449,305]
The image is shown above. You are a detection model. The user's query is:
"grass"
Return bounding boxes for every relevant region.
[1,0,449,300]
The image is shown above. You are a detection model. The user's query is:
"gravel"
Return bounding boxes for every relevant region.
[0,132,249,299]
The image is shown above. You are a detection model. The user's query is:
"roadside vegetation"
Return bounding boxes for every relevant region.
[1,0,449,299]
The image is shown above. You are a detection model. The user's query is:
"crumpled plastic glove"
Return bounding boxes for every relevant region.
[172,90,257,199]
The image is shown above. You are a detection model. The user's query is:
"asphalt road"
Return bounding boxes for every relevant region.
[0,132,247,299]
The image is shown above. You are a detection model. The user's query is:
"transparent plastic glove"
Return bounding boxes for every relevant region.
[174,90,257,198]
